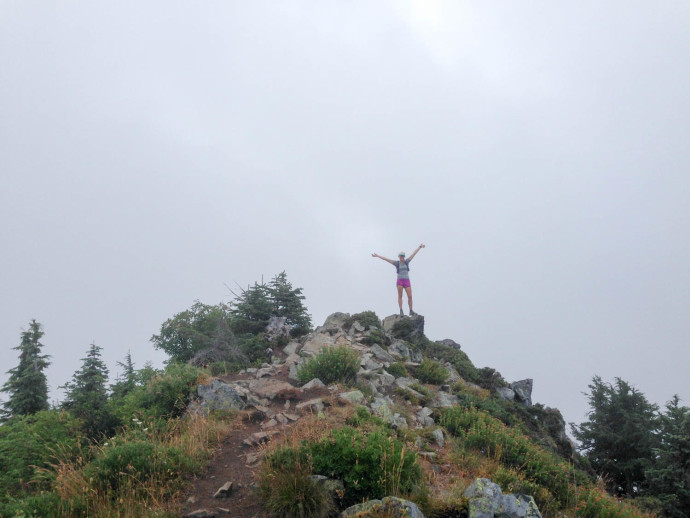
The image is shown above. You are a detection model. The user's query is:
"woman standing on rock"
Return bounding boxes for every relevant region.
[372,244,425,316]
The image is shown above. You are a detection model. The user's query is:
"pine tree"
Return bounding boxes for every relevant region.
[110,350,136,400]
[229,281,273,335]
[645,395,690,517]
[61,342,113,439]
[572,376,659,497]
[1,319,51,420]
[268,271,312,337]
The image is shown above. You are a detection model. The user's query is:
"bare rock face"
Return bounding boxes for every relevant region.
[510,379,533,407]
[317,312,351,333]
[497,386,516,402]
[382,314,425,342]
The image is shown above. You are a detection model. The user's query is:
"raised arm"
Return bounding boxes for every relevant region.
[372,253,396,265]
[406,243,426,263]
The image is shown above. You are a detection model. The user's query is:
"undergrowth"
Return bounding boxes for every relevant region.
[296,346,360,386]
[438,406,651,518]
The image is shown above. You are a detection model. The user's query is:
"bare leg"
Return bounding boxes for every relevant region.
[397,285,404,310]
[405,286,413,312]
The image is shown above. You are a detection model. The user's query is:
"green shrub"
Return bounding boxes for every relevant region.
[410,383,434,401]
[346,406,386,428]
[416,337,482,384]
[390,318,419,341]
[110,363,207,422]
[360,328,386,347]
[86,439,196,494]
[475,367,507,390]
[0,491,67,518]
[396,387,421,406]
[386,362,407,378]
[0,411,81,498]
[236,333,271,364]
[296,346,360,386]
[307,426,421,506]
[260,448,332,518]
[414,359,449,385]
[345,311,381,330]
[208,361,242,376]
[449,390,518,428]
[576,487,651,518]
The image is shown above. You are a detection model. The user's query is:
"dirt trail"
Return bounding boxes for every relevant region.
[178,369,331,518]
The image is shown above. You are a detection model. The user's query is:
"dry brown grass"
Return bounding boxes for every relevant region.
[49,413,236,518]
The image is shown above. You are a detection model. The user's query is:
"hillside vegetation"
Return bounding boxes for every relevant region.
[0,274,685,517]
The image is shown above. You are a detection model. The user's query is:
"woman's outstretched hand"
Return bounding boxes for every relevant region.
[371,253,378,257]
[419,244,426,248]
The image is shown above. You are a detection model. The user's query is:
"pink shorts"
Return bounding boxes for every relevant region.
[396,279,411,288]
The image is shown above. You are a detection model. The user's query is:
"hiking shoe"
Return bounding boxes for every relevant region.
[410,310,417,316]
[399,309,404,316]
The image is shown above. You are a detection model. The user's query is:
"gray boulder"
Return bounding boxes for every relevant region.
[415,407,435,427]
[193,379,246,414]
[301,332,335,356]
[302,378,325,390]
[370,396,393,418]
[341,496,424,517]
[318,312,350,333]
[499,494,542,517]
[363,356,384,371]
[510,379,533,407]
[339,390,365,404]
[464,478,503,518]
[431,392,460,408]
[283,340,301,355]
[432,428,445,448]
[464,478,542,518]
[389,340,411,360]
[496,386,516,402]
[444,362,462,383]
[370,344,396,363]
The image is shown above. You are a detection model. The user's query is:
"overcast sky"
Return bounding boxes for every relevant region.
[1,1,688,429]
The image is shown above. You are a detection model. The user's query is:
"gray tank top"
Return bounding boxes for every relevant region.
[395,260,410,279]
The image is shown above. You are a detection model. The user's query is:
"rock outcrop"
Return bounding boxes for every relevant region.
[184,311,547,518]
[464,478,542,518]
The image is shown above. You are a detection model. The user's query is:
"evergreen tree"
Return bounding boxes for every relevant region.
[110,350,136,400]
[61,342,113,439]
[572,376,659,497]
[1,320,50,420]
[268,271,312,337]
[229,280,274,335]
[645,396,690,517]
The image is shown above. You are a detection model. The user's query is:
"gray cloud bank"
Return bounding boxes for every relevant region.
[1,2,688,428]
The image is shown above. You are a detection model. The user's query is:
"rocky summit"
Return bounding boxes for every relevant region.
[182,311,571,517]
